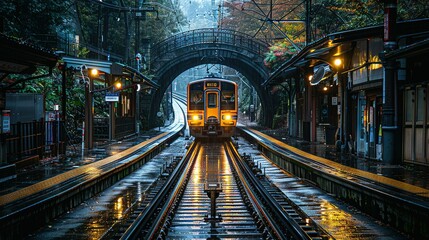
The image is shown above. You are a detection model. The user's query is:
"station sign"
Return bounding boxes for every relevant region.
[2,110,10,134]
[105,92,119,102]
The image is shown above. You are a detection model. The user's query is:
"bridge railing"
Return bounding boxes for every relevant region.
[150,28,268,62]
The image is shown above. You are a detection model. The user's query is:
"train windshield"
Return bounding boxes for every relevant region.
[190,90,203,110]
[221,82,235,110]
[207,93,217,108]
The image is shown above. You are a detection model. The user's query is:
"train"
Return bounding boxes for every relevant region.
[187,77,238,138]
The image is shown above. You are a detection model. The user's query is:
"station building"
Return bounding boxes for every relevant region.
[265,18,429,165]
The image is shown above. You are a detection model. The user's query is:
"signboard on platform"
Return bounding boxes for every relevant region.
[2,110,10,134]
[105,92,119,102]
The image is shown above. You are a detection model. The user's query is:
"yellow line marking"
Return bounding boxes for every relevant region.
[0,132,169,207]
[248,128,429,198]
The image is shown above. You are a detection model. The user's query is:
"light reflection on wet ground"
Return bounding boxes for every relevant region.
[259,128,429,190]
[237,138,407,240]
[27,138,188,239]
[0,132,160,196]
[167,142,262,239]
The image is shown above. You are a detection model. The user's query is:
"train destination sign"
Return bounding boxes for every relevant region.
[206,82,218,88]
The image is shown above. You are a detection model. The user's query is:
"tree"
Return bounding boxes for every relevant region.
[0,0,185,144]
[309,0,429,40]
[221,0,304,43]
[1,0,70,35]
[221,0,429,70]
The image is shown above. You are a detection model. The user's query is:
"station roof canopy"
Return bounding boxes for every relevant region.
[385,38,429,59]
[263,18,429,87]
[0,33,58,75]
[62,56,159,90]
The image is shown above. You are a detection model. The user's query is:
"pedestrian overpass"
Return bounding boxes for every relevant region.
[145,28,273,127]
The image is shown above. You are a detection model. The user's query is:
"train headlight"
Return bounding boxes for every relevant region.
[222,114,232,120]
[192,115,202,121]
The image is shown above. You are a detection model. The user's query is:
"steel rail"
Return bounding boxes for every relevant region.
[238,126,429,239]
[239,126,429,201]
[0,98,187,239]
[120,141,201,239]
[136,140,268,239]
[224,141,314,240]
[128,139,316,239]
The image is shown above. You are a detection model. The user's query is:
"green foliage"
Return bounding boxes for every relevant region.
[221,0,429,69]
[18,68,59,111]
[272,114,286,129]
[264,41,298,69]
[309,0,429,40]
[77,47,90,58]
[221,0,304,43]
[0,0,72,38]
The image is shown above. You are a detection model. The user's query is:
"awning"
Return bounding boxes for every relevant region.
[0,33,58,74]
[62,57,159,90]
[385,38,429,59]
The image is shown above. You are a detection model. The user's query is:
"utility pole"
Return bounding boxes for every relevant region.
[135,0,146,65]
[305,0,311,45]
[380,0,398,163]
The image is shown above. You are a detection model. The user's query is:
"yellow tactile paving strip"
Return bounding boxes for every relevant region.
[0,132,169,207]
[247,128,429,199]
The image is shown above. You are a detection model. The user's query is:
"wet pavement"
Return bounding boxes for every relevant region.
[2,118,428,239]
[0,130,161,196]
[255,127,429,190]
[236,137,408,240]
[28,135,189,239]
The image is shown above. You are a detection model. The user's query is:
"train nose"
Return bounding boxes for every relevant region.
[207,116,219,124]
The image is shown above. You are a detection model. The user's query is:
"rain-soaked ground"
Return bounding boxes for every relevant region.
[2,119,427,239]
[257,127,429,190]
[27,136,189,239]
[236,137,408,240]
[0,130,161,196]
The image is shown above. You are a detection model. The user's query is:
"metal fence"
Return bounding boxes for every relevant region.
[150,28,268,64]
[6,120,64,166]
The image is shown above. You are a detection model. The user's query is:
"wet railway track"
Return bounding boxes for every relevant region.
[120,140,331,239]
[0,99,187,240]
[3,92,421,239]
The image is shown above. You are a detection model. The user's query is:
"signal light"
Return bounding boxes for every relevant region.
[136,53,142,61]
[57,62,65,71]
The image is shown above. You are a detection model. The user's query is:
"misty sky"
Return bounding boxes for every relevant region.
[179,0,225,30]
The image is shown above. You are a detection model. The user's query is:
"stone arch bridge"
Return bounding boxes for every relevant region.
[144,28,273,127]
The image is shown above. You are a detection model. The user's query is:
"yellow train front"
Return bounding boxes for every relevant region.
[187,78,238,138]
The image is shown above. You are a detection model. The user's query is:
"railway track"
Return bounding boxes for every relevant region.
[120,140,331,239]
[0,98,187,240]
[166,141,262,239]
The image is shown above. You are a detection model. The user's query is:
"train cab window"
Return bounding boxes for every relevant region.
[207,93,217,108]
[190,90,203,110]
[221,91,235,110]
[221,82,236,110]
